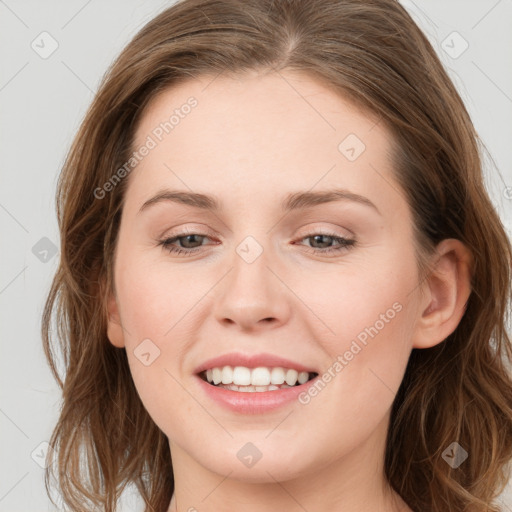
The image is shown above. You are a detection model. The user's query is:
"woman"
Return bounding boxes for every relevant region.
[42,0,512,510]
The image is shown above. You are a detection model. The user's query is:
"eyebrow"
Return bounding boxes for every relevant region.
[138,188,380,215]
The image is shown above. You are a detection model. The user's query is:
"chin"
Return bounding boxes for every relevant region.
[194,441,319,484]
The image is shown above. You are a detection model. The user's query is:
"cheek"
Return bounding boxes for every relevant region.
[113,253,205,431]
[115,252,204,343]
[301,245,418,357]
[302,246,419,415]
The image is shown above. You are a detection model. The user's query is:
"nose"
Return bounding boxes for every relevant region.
[212,244,292,332]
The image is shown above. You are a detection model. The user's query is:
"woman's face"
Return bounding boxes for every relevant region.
[107,69,426,483]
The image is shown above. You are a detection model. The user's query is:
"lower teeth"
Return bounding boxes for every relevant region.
[215,383,294,392]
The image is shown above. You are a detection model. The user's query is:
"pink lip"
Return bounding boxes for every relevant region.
[193,352,317,374]
[195,374,319,414]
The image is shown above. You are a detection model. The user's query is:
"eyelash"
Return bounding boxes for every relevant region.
[157,229,356,257]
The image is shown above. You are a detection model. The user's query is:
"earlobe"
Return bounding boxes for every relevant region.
[412,239,472,349]
[106,287,126,348]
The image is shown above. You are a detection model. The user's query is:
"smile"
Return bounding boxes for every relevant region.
[200,365,318,392]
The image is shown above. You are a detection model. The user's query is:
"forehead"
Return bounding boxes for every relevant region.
[126,70,401,215]
[133,69,386,151]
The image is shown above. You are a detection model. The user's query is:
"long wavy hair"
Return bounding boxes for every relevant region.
[42,0,512,510]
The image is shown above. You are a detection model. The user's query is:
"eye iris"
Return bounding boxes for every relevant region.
[180,234,203,248]
[311,234,333,248]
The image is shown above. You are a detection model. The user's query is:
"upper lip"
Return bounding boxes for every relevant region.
[194,352,318,375]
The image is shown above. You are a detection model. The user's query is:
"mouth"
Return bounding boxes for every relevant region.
[198,365,319,393]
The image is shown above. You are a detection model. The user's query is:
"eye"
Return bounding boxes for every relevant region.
[157,230,356,257]
[158,232,212,256]
[296,232,356,255]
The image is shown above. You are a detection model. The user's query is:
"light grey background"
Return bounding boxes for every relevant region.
[1,0,511,510]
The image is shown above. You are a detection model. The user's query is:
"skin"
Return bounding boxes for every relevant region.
[106,69,472,512]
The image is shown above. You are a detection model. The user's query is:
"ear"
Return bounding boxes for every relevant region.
[105,284,126,349]
[412,239,472,349]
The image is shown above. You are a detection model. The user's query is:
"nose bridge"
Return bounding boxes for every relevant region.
[212,233,291,329]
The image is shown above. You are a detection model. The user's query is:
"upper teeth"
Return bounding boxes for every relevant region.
[205,366,311,387]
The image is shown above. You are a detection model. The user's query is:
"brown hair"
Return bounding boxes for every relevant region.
[42,0,512,510]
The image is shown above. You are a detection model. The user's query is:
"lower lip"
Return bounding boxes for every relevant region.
[195,375,318,414]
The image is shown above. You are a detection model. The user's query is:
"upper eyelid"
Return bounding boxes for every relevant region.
[163,228,352,237]
[162,222,354,238]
